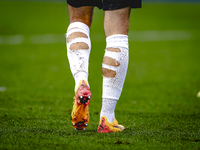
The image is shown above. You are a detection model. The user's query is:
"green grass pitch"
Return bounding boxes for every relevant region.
[0,1,200,149]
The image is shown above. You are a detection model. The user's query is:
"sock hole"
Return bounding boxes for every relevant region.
[67,32,88,43]
[70,42,89,50]
[102,68,116,78]
[106,48,121,52]
[103,56,120,67]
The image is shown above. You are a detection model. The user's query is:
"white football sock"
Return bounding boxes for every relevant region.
[100,34,129,123]
[100,99,117,123]
[66,22,91,91]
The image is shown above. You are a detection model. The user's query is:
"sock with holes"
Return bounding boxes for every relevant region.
[100,34,129,123]
[66,22,91,91]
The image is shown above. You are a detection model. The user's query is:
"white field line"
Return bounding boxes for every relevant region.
[29,34,65,44]
[0,35,24,45]
[0,87,7,92]
[128,30,193,41]
[0,31,193,45]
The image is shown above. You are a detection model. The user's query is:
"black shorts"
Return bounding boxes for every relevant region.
[67,0,142,10]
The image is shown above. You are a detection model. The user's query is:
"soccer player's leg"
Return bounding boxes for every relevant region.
[97,7,131,133]
[66,6,94,130]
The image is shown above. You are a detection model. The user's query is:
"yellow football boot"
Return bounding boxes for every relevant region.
[97,116,125,133]
[71,80,91,130]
